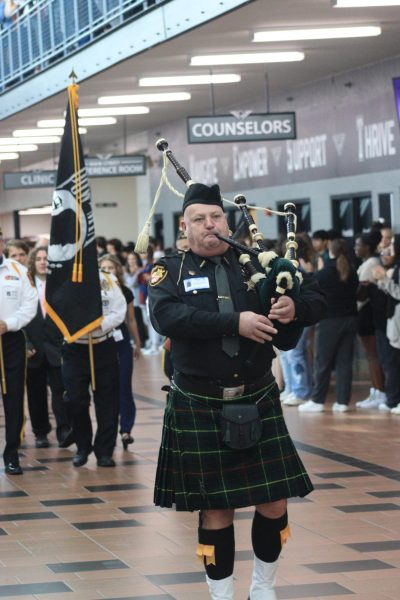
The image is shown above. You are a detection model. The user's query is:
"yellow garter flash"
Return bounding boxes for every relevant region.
[150,265,167,287]
[280,524,291,546]
[196,544,216,566]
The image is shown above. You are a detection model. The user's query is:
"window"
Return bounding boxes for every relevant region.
[378,193,392,227]
[331,194,372,238]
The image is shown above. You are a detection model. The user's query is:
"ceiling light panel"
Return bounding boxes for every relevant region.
[76,117,117,125]
[0,152,19,159]
[139,74,241,86]
[253,26,381,42]
[19,206,53,215]
[191,52,304,66]
[77,107,149,116]
[98,92,191,104]
[0,144,38,151]
[13,128,86,136]
[6,136,61,144]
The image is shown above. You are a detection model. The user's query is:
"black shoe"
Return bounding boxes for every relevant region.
[121,433,134,450]
[97,456,116,467]
[35,435,50,449]
[58,429,75,448]
[73,451,90,467]
[5,461,23,475]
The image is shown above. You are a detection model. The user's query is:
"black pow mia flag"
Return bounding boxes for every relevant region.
[45,84,103,342]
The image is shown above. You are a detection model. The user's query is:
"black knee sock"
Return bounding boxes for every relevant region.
[251,510,288,563]
[198,524,235,580]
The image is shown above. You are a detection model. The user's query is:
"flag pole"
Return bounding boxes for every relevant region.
[88,333,96,391]
[0,336,7,395]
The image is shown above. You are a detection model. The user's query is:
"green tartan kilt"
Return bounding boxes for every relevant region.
[154,380,313,511]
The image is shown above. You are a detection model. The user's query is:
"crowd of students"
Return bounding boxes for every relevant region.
[276,224,400,415]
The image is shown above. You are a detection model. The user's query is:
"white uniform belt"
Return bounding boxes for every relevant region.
[74,332,113,345]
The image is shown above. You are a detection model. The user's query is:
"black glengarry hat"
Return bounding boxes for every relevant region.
[182,183,223,213]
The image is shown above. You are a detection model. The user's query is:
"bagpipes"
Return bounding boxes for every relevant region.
[136,138,302,314]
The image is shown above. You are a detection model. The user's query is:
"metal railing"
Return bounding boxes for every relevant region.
[0,0,168,94]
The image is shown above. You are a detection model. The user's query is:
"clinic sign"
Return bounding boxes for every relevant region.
[187,112,296,144]
[3,155,146,189]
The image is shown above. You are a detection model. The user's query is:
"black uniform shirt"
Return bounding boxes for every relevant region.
[148,248,326,386]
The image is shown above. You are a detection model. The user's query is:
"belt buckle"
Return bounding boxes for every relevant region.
[222,385,245,400]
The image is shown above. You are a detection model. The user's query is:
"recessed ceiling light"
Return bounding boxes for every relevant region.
[13,128,86,137]
[0,144,38,151]
[19,206,53,215]
[333,1,400,6]
[98,92,191,104]
[37,117,117,127]
[253,25,381,42]
[191,52,304,66]
[75,117,117,126]
[0,152,19,159]
[139,74,241,86]
[7,136,61,144]
[77,107,149,117]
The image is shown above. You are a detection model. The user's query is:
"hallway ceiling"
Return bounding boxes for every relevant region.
[1,0,400,177]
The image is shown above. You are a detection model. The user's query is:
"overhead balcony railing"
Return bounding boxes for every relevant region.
[0,0,169,94]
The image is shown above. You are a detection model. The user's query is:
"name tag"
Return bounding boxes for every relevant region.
[184,277,210,292]
[5,288,18,300]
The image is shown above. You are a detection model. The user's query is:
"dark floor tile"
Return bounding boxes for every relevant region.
[335,503,400,513]
[0,490,28,498]
[0,581,71,596]
[295,441,400,482]
[276,582,353,598]
[315,470,372,479]
[85,483,148,493]
[0,511,58,521]
[47,559,129,573]
[235,511,254,520]
[135,394,165,408]
[73,519,142,530]
[147,572,205,585]
[368,490,400,498]
[304,559,394,573]
[0,529,7,536]
[119,459,154,466]
[41,497,104,506]
[235,550,253,561]
[119,505,164,514]
[312,483,345,490]
[19,465,49,471]
[345,540,400,552]
[132,437,158,443]
[36,457,74,463]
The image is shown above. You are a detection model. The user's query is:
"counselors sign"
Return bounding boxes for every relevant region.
[3,155,146,189]
[187,112,296,144]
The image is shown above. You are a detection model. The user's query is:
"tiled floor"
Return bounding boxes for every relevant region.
[0,355,399,599]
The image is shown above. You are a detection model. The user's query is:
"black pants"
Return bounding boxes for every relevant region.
[1,331,26,464]
[61,338,119,458]
[375,329,400,408]
[312,316,358,405]
[26,360,71,441]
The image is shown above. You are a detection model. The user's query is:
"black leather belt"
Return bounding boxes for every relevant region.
[173,370,274,400]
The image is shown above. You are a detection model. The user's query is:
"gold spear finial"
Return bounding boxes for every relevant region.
[69,69,77,83]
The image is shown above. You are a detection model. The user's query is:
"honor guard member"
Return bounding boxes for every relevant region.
[61,269,126,468]
[0,230,38,475]
[148,184,326,600]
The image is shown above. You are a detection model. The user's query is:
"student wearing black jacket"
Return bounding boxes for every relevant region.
[299,238,358,413]
[25,247,73,448]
